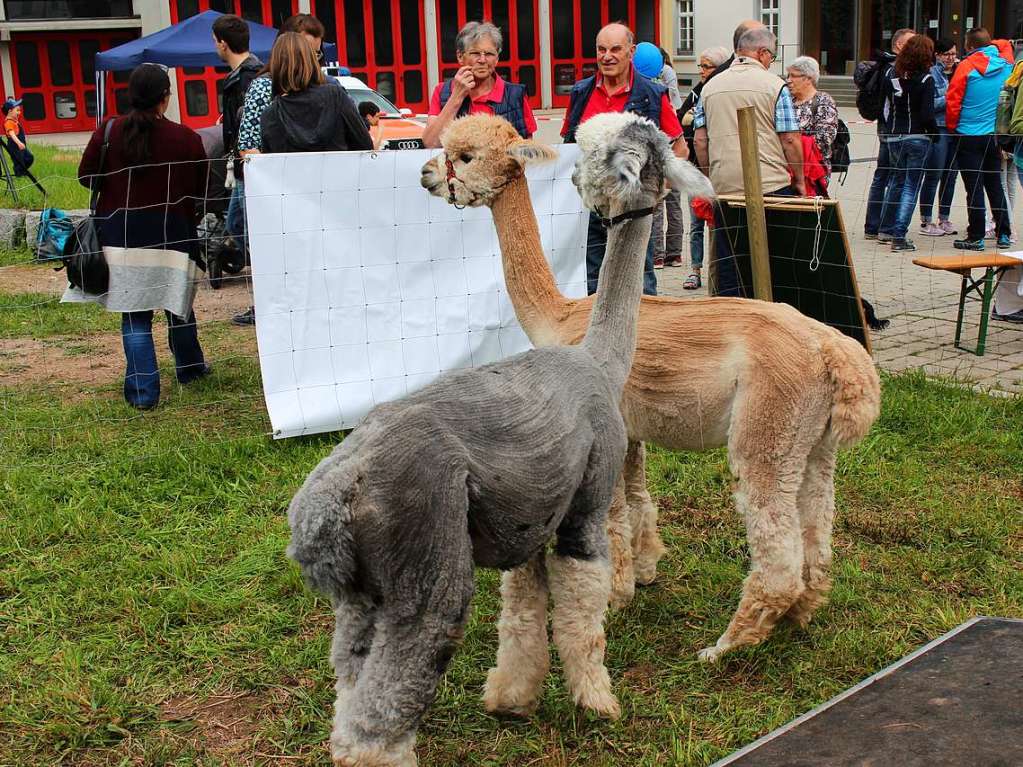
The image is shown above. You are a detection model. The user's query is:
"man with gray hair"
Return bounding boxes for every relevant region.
[423,21,536,147]
[693,25,805,297]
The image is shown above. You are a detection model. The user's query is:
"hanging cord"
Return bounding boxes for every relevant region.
[809,194,824,272]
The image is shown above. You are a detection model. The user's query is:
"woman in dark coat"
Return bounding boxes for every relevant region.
[70,64,210,409]
[259,31,373,154]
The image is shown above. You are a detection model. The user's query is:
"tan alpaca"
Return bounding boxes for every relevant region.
[421,115,881,672]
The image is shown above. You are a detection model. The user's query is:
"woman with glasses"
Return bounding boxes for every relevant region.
[677,45,729,290]
[69,63,210,410]
[786,56,839,181]
[918,39,960,236]
[422,21,537,148]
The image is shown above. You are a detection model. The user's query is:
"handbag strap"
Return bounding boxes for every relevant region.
[90,118,115,214]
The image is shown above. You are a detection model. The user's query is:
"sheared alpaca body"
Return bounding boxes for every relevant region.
[289,113,681,766]
[422,115,881,665]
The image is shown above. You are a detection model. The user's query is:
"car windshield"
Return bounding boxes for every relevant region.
[347,89,400,116]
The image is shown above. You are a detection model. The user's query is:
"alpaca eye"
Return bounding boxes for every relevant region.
[460,153,473,163]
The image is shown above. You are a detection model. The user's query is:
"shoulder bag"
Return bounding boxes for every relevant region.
[63,118,114,295]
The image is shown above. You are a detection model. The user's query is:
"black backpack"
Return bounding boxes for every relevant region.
[855,61,888,122]
[831,119,851,179]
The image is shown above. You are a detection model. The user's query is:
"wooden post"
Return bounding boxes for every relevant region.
[737,106,773,302]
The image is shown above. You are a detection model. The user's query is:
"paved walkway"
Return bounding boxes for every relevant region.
[647,109,1023,397]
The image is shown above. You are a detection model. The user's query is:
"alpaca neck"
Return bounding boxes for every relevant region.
[490,175,565,344]
[581,210,652,394]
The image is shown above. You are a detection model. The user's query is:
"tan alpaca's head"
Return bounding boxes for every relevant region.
[571,112,715,219]
[420,114,556,207]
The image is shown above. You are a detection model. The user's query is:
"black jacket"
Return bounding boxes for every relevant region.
[221,54,262,154]
[260,83,373,154]
[882,70,937,138]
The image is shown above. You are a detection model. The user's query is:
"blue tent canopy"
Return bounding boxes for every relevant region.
[94,10,338,70]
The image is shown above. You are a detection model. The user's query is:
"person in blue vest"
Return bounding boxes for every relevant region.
[422,21,537,148]
[561,23,688,296]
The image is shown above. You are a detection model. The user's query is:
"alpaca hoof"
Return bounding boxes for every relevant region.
[697,645,726,664]
[608,582,635,611]
[482,668,540,718]
[577,689,621,720]
[633,560,658,586]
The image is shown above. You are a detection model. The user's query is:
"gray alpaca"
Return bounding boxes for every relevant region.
[287,112,695,767]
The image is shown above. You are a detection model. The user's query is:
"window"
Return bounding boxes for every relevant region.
[184,80,209,116]
[21,92,45,121]
[53,91,78,120]
[5,0,133,19]
[344,0,367,67]
[402,70,424,104]
[759,0,780,38]
[14,41,41,88]
[676,0,694,56]
[48,41,74,86]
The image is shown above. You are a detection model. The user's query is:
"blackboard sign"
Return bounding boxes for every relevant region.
[712,196,871,352]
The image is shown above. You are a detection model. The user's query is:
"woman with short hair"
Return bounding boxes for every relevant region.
[786,55,839,178]
[70,63,210,410]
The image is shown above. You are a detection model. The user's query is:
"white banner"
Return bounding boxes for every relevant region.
[244,146,588,438]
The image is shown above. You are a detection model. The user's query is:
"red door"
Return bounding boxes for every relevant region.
[9,32,135,134]
[314,0,431,114]
[170,0,299,130]
[433,0,542,109]
[549,0,660,108]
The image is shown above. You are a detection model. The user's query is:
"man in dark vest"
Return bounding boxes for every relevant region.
[423,21,536,147]
[561,22,687,296]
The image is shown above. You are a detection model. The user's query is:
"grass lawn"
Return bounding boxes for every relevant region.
[1,143,89,213]
[1,313,1020,767]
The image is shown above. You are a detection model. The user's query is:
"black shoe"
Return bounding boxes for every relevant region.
[890,238,916,252]
[231,307,255,326]
[992,309,1023,323]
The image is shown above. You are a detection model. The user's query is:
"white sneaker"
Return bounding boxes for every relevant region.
[985,227,997,240]
[939,220,958,235]
[920,222,945,236]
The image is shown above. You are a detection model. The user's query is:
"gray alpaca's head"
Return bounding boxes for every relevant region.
[571,112,714,218]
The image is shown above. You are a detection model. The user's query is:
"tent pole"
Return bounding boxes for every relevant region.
[95,70,105,128]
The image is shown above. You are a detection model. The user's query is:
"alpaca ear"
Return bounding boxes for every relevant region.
[664,157,716,198]
[506,140,557,166]
[609,147,647,192]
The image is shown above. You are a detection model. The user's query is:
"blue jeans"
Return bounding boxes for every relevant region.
[586,211,657,296]
[689,199,706,270]
[880,138,930,239]
[919,128,957,222]
[864,138,893,235]
[122,310,207,408]
[226,180,246,240]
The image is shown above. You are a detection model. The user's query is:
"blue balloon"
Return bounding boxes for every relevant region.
[634,42,663,78]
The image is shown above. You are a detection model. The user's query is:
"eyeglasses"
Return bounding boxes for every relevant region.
[785,72,807,79]
[463,50,498,60]
[699,63,716,70]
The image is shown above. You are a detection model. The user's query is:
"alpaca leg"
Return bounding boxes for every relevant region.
[548,551,620,719]
[330,593,377,699]
[698,465,806,663]
[607,480,635,609]
[330,563,474,766]
[786,435,839,627]
[624,441,666,585]
[483,553,550,717]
